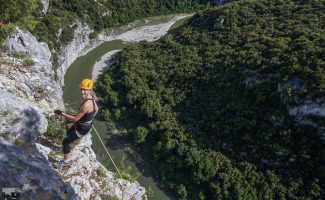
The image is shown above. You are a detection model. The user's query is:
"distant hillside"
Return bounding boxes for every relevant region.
[50,0,221,30]
[97,0,325,199]
[1,0,225,49]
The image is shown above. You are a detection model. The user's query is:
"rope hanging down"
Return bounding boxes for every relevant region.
[91,125,123,179]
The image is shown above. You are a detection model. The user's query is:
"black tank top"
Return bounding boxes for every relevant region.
[75,99,96,135]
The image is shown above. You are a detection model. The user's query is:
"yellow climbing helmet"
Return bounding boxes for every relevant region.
[79,79,93,90]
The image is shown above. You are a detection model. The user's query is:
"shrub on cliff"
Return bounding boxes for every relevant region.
[0,0,39,45]
[39,115,71,147]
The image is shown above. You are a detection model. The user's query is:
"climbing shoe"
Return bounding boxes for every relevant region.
[52,146,62,153]
[53,160,70,169]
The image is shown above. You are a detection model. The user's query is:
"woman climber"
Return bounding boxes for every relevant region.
[54,78,99,168]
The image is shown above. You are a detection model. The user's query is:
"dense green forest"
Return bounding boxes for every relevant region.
[50,0,217,30]
[97,0,325,199]
[1,0,221,51]
[1,0,224,71]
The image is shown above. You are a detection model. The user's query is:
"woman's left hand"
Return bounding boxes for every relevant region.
[54,109,63,115]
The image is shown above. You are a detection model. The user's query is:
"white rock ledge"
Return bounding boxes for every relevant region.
[50,134,146,200]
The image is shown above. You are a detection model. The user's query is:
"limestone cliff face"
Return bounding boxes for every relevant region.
[0,27,146,199]
[56,22,92,85]
[0,55,78,199]
[2,27,63,111]
[49,134,146,200]
[40,0,49,13]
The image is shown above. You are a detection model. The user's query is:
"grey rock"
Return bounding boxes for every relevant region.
[3,27,52,75]
[1,27,63,110]
[289,100,325,119]
[214,0,230,5]
[35,143,51,160]
[0,90,47,143]
[59,134,146,199]
[0,139,79,200]
[40,0,49,13]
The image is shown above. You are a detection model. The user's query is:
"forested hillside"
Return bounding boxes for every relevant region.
[51,0,218,30]
[1,0,222,50]
[97,0,325,199]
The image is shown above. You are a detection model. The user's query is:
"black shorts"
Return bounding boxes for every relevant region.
[62,126,90,154]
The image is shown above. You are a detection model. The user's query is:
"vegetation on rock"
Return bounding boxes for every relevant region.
[0,0,40,45]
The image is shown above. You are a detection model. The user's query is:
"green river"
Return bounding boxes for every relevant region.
[63,17,190,200]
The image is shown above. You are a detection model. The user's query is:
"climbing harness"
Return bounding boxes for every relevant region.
[91,125,123,179]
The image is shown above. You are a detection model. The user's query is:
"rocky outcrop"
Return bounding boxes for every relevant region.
[0,91,79,199]
[0,28,77,198]
[244,70,324,135]
[48,134,146,200]
[277,78,325,130]
[1,27,63,111]
[289,101,325,119]
[213,0,231,5]
[0,90,47,143]
[0,140,79,200]
[40,0,49,13]
[3,27,52,75]
[288,99,325,128]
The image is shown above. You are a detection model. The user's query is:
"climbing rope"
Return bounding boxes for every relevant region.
[91,125,123,179]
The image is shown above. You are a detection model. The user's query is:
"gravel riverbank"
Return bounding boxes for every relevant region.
[91,14,193,81]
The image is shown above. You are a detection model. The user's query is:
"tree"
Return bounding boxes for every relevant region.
[133,126,148,144]
[102,109,111,121]
[177,184,187,200]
